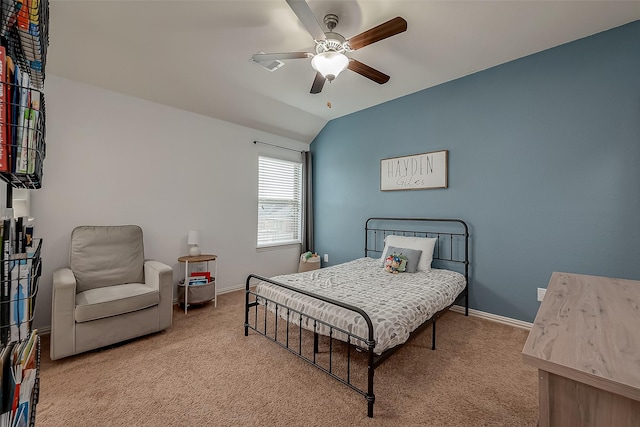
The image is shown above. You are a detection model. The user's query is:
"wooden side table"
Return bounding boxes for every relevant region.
[178,254,217,314]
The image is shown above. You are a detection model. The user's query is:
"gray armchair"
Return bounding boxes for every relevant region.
[50,225,173,360]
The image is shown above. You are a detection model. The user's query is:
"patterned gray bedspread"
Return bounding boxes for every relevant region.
[255,257,466,354]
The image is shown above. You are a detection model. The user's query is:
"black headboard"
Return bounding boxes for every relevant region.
[365,217,469,279]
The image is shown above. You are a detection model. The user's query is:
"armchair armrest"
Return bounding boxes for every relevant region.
[144,260,173,330]
[51,267,78,360]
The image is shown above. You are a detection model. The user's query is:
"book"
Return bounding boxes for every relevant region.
[26,90,39,174]
[10,62,20,173]
[15,71,31,174]
[15,368,35,427]
[0,342,15,417]
[23,225,32,248]
[28,0,42,38]
[7,332,36,426]
[190,271,211,282]
[12,330,37,427]
[5,55,14,173]
[18,108,35,175]
[187,276,208,287]
[0,218,12,344]
[16,0,30,32]
[9,343,21,419]
[12,329,36,372]
[12,398,27,427]
[0,45,6,172]
[19,330,37,371]
[17,0,45,78]
[14,216,23,254]
[9,261,30,342]
[0,1,20,37]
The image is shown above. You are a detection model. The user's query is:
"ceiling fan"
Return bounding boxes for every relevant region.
[252,0,408,94]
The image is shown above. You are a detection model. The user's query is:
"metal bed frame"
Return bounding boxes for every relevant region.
[244,217,469,418]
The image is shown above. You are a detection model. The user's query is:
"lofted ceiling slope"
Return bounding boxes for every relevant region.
[47,1,640,143]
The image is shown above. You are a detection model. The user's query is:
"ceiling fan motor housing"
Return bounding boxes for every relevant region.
[315,14,352,54]
[316,34,349,54]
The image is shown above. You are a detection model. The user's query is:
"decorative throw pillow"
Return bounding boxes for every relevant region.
[381,246,422,273]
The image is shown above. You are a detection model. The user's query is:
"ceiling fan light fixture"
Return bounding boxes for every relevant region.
[311,51,349,81]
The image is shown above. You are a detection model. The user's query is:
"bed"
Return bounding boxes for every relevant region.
[244,217,470,417]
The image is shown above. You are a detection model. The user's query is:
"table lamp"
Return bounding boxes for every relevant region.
[188,230,201,256]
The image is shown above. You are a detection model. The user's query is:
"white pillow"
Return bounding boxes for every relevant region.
[380,235,437,272]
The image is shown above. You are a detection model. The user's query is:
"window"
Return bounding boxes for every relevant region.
[258,156,302,247]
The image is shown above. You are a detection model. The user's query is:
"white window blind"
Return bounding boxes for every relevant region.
[258,156,302,247]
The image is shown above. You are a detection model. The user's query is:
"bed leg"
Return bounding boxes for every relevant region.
[367,396,374,418]
[244,280,250,336]
[431,319,436,350]
[465,288,469,316]
[314,332,319,354]
[367,345,375,418]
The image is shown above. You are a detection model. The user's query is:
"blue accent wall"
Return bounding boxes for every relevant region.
[310,21,640,322]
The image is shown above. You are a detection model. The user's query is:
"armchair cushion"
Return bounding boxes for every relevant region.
[71,225,145,293]
[75,283,160,323]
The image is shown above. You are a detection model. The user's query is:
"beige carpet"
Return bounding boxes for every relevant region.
[37,290,538,426]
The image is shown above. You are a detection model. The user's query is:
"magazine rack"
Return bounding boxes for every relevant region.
[177,279,216,306]
[0,234,42,425]
[0,0,49,425]
[0,0,49,189]
[0,86,45,189]
[0,238,42,342]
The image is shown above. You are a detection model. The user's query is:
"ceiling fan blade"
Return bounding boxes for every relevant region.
[252,52,313,62]
[348,59,390,84]
[286,0,326,41]
[310,72,326,94]
[347,17,407,51]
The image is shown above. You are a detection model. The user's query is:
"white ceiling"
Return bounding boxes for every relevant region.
[47,1,640,143]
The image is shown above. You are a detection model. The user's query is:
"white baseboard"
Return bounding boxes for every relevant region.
[172,283,246,305]
[43,290,532,337]
[449,305,532,330]
[218,284,246,295]
[214,287,534,331]
[36,326,51,335]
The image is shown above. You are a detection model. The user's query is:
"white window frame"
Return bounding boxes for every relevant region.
[257,156,303,248]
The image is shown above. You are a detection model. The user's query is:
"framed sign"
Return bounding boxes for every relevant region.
[380,150,448,191]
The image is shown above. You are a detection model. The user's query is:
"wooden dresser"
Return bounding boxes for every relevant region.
[522,272,640,427]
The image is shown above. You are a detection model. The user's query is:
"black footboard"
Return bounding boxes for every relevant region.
[244,274,377,417]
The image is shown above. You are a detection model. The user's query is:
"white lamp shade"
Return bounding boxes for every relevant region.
[187,230,199,245]
[311,52,349,81]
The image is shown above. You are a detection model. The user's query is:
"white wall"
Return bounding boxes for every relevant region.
[31,75,308,329]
